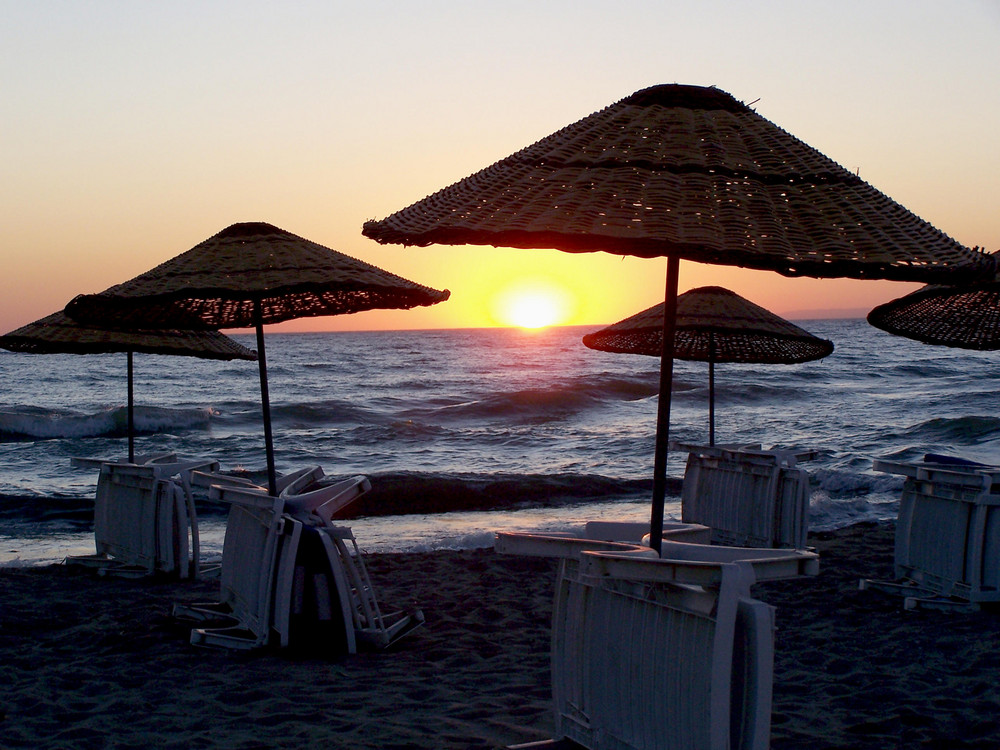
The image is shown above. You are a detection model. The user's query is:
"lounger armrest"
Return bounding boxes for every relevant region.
[494,532,656,560]
[579,549,732,587]
[276,466,325,495]
[872,458,917,477]
[657,540,819,580]
[149,458,220,480]
[208,483,274,508]
[141,452,180,465]
[190,471,261,490]
[874,457,1000,492]
[70,456,107,470]
[70,452,181,470]
[283,475,371,523]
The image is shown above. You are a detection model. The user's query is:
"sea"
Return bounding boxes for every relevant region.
[3,319,999,567]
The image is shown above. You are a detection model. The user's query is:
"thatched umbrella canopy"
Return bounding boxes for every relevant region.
[868,253,1000,350]
[362,83,992,551]
[0,310,257,461]
[583,286,833,444]
[65,222,450,493]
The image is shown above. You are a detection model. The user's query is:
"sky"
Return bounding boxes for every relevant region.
[2,0,998,334]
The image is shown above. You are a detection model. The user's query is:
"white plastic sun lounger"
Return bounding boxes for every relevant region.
[498,532,817,750]
[580,444,813,553]
[282,475,424,651]
[174,481,297,649]
[176,470,422,652]
[678,444,813,549]
[65,457,218,579]
[863,457,1000,609]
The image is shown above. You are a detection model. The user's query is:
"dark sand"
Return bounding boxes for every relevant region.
[2,522,1000,749]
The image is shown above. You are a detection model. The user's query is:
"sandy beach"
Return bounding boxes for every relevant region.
[2,521,1000,749]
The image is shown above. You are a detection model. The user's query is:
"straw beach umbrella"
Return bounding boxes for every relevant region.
[583,286,834,445]
[65,222,451,494]
[362,83,992,551]
[0,310,257,462]
[867,253,1000,350]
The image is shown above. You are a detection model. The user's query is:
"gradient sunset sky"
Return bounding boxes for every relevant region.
[3,1,998,333]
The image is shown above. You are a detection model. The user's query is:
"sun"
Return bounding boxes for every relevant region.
[493,280,573,329]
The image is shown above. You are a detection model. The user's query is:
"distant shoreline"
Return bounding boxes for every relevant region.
[215,316,867,336]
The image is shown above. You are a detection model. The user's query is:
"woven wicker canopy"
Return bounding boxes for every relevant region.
[868,254,1000,350]
[1,311,256,462]
[0,311,257,360]
[583,286,834,364]
[363,84,991,284]
[583,287,833,445]
[361,83,992,551]
[65,222,451,330]
[64,222,450,495]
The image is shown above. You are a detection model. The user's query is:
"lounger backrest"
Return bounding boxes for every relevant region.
[213,486,289,645]
[681,449,810,549]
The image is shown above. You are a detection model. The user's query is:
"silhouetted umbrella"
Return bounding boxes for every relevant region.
[65,222,451,494]
[362,83,992,551]
[868,252,1000,350]
[0,310,257,462]
[583,286,834,445]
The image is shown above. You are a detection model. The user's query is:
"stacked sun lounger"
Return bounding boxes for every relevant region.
[584,443,815,552]
[867,456,1000,609]
[173,467,423,653]
[497,532,818,750]
[677,443,814,549]
[66,454,219,579]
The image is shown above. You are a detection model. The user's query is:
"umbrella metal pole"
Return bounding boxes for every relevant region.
[708,333,716,447]
[650,255,680,555]
[127,350,135,463]
[253,303,278,496]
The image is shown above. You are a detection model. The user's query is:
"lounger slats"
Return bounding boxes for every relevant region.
[497,532,809,750]
[896,470,1000,601]
[868,459,1000,608]
[179,470,422,652]
[67,458,215,578]
[681,447,811,549]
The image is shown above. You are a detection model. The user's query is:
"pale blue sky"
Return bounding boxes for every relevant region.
[2,0,998,331]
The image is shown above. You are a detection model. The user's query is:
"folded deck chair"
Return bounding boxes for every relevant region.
[284,476,424,650]
[175,471,423,652]
[65,457,218,579]
[175,482,297,649]
[679,444,813,549]
[497,533,817,750]
[864,458,1000,610]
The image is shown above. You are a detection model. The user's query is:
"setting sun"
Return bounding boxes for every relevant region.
[492,280,574,329]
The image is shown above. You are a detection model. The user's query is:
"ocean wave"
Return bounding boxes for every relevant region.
[808,492,899,531]
[904,416,1000,444]
[0,406,217,441]
[811,467,902,497]
[418,373,665,423]
[716,382,809,405]
[0,470,669,524]
[339,471,665,518]
[271,399,380,426]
